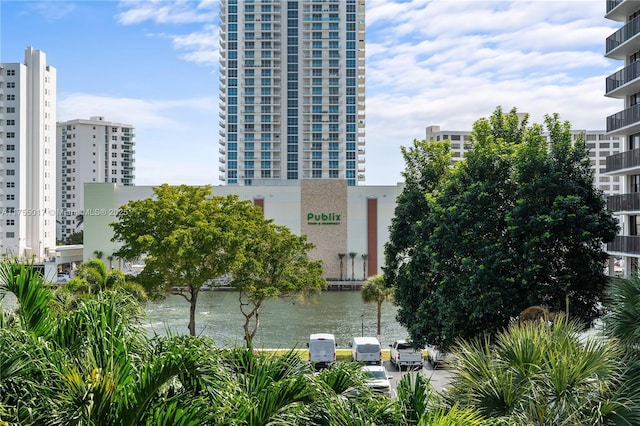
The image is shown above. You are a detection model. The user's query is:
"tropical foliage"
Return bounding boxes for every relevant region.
[444,314,638,425]
[386,107,618,350]
[60,257,147,302]
[2,262,640,425]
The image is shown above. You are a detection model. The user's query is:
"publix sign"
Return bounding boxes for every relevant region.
[307,212,342,225]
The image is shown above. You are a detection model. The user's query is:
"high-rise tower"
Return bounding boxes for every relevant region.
[219,0,366,186]
[0,47,56,260]
[604,0,640,276]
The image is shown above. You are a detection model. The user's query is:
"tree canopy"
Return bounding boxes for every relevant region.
[111,184,265,335]
[229,221,326,348]
[385,107,618,350]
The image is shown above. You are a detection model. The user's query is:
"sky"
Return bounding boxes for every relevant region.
[0,0,623,186]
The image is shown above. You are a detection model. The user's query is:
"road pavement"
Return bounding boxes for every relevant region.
[384,360,454,397]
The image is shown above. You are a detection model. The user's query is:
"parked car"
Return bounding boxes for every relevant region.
[56,273,70,284]
[389,339,423,371]
[426,344,453,369]
[362,365,392,396]
[351,336,382,365]
[308,333,336,370]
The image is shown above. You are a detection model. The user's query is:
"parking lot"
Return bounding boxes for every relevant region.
[383,360,454,397]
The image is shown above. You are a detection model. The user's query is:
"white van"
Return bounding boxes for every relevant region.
[351,336,382,365]
[308,333,337,370]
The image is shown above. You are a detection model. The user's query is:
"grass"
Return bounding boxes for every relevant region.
[254,348,429,363]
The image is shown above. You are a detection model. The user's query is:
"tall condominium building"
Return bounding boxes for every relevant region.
[0,47,56,260]
[425,126,622,196]
[218,0,366,186]
[56,116,135,242]
[604,0,640,276]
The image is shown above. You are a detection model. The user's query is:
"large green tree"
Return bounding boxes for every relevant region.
[111,184,265,336]
[387,107,618,350]
[229,221,326,348]
[383,138,453,346]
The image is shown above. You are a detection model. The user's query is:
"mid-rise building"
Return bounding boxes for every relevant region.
[218,0,366,186]
[56,116,135,242]
[425,126,622,196]
[604,0,640,276]
[0,47,56,260]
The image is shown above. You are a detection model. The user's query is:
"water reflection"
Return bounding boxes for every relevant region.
[145,290,408,348]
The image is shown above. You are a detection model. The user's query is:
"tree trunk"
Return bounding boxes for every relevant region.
[351,258,355,280]
[241,299,261,349]
[188,286,200,336]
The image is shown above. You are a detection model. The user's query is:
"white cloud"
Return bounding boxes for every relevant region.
[116,0,217,25]
[58,93,216,127]
[109,0,623,186]
[28,1,77,22]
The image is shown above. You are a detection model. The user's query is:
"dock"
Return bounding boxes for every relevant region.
[171,280,364,293]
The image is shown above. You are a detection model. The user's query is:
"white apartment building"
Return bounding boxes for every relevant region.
[0,47,57,260]
[604,0,640,276]
[56,116,135,242]
[425,126,622,196]
[218,0,366,186]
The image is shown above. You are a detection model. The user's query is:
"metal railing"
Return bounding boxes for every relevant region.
[606,15,640,55]
[608,235,640,255]
[607,192,640,211]
[606,61,640,94]
[605,147,640,172]
[606,104,640,133]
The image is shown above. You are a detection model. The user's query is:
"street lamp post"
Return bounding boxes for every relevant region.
[361,314,364,337]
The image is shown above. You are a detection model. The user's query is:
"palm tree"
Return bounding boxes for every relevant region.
[445,314,635,425]
[60,258,147,301]
[0,261,214,425]
[338,253,346,280]
[604,276,640,422]
[361,254,368,280]
[360,274,393,339]
[396,372,486,426]
[349,252,357,280]
[218,348,318,425]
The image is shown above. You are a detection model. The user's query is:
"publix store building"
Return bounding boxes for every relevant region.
[83,180,403,280]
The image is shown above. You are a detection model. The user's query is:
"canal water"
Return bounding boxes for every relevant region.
[2,290,409,349]
[145,290,408,349]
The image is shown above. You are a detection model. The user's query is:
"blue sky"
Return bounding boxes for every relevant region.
[0,0,621,186]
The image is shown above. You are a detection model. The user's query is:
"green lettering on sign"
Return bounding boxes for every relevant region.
[306,211,342,225]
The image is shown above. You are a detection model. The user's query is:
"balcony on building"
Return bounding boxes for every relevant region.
[607,192,640,212]
[604,60,639,97]
[608,235,640,255]
[606,0,639,21]
[606,104,640,136]
[606,146,640,173]
[606,15,640,60]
